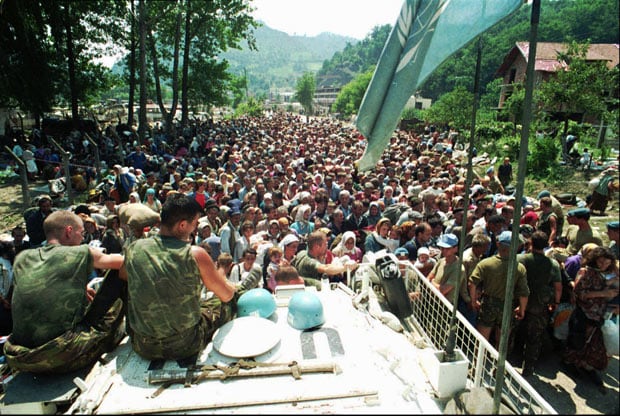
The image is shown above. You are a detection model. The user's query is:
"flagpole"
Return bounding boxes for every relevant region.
[493,0,540,413]
[444,36,483,362]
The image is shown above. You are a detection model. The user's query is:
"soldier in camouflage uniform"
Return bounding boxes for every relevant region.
[4,210,125,373]
[122,193,259,361]
[515,231,562,377]
[469,231,529,348]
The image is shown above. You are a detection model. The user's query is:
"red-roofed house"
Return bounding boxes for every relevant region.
[495,42,619,109]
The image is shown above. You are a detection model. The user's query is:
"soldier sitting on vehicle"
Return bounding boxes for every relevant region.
[4,210,126,373]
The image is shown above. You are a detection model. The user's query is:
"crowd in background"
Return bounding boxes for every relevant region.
[1,112,618,386]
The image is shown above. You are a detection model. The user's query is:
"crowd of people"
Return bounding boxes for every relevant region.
[0,113,618,393]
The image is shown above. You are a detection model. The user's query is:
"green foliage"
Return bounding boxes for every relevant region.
[419,0,618,101]
[222,27,354,95]
[234,96,263,117]
[401,107,425,122]
[536,41,617,138]
[423,86,473,131]
[527,136,559,178]
[228,72,249,109]
[331,70,373,117]
[316,25,391,88]
[295,72,316,115]
[500,83,526,127]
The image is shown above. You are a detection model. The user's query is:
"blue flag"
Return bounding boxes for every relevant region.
[355,0,523,171]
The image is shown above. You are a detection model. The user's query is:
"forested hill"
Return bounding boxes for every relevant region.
[229,0,618,101]
[220,24,356,96]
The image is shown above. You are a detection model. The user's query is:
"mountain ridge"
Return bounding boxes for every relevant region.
[220,24,357,95]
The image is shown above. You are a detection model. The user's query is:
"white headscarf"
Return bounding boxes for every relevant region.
[294,204,312,223]
[333,231,357,257]
[279,233,300,251]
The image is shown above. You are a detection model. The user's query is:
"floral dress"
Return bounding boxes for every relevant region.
[564,266,611,371]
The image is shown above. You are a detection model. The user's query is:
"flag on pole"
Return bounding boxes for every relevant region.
[355,0,523,172]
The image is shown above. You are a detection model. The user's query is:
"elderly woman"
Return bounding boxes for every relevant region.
[362,201,382,228]
[564,246,619,389]
[290,204,314,238]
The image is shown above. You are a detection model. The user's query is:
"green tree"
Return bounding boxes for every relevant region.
[500,82,525,130]
[138,0,257,135]
[536,41,618,141]
[331,70,373,118]
[0,0,126,126]
[295,72,316,116]
[235,96,263,117]
[422,86,473,131]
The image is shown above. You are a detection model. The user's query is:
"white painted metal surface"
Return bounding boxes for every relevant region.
[68,285,445,414]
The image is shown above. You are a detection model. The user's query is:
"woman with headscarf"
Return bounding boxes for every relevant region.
[290,204,314,238]
[362,201,382,228]
[266,219,281,245]
[142,188,162,213]
[332,231,363,264]
[564,246,619,389]
[128,191,140,204]
[101,214,126,254]
[364,218,399,254]
[279,233,301,265]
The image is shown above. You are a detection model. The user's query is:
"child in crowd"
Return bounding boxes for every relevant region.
[414,247,436,277]
[265,246,283,293]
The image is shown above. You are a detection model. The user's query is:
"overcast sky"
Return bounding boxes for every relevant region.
[251,0,403,39]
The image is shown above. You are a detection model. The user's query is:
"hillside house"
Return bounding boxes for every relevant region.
[496,42,619,110]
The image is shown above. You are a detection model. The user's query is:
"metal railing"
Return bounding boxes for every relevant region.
[406,264,557,414]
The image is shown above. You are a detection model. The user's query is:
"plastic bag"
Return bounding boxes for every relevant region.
[602,318,619,356]
[552,303,575,341]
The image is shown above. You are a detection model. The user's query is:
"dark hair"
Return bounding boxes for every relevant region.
[275,265,301,285]
[554,236,569,247]
[487,214,506,225]
[0,239,15,258]
[414,222,430,238]
[530,231,548,250]
[74,204,91,216]
[160,193,203,228]
[427,217,443,229]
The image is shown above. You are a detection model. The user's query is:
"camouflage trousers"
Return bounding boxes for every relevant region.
[3,299,124,374]
[521,304,549,366]
[131,292,239,361]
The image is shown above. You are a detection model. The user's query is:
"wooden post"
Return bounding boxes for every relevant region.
[84,132,102,183]
[3,146,31,209]
[49,138,74,206]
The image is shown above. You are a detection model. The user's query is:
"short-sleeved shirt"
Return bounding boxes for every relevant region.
[431,258,465,304]
[291,250,323,280]
[565,226,603,255]
[469,254,529,300]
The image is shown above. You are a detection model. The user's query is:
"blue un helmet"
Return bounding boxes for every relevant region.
[237,288,276,319]
[287,291,325,330]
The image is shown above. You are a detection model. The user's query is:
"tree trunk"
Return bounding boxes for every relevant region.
[138,0,148,143]
[64,3,79,126]
[147,31,172,136]
[127,0,136,127]
[181,0,191,126]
